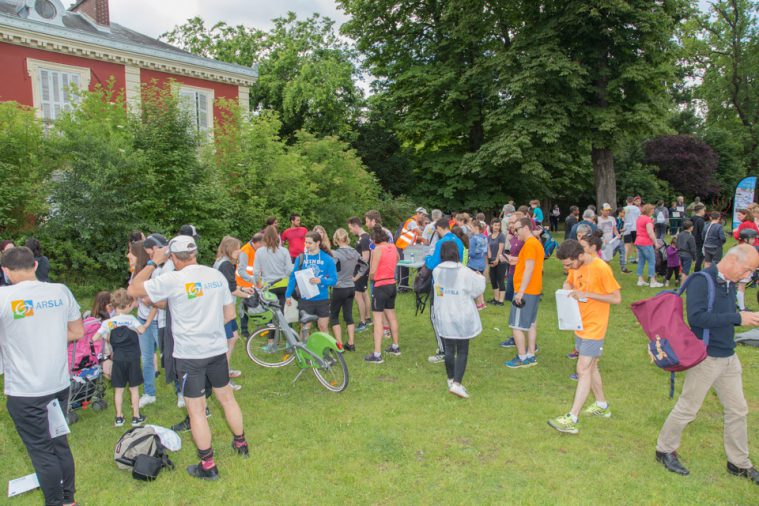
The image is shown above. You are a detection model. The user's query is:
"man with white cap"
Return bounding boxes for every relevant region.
[128,235,248,480]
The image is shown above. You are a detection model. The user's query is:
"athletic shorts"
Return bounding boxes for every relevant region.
[224,319,238,339]
[355,273,369,293]
[624,232,637,244]
[111,360,143,388]
[508,294,540,331]
[575,336,604,358]
[176,353,230,398]
[372,283,397,312]
[298,298,331,318]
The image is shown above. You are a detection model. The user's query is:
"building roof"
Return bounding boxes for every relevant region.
[0,1,257,85]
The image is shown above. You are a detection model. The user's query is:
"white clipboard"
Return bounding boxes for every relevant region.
[555,289,584,331]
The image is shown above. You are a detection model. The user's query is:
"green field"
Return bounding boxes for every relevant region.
[2,255,758,505]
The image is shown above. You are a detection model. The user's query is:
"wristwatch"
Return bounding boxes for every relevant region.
[146,260,156,267]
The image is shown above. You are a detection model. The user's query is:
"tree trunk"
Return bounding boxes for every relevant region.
[592,147,616,208]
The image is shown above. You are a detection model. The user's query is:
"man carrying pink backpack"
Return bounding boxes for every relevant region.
[655,244,759,483]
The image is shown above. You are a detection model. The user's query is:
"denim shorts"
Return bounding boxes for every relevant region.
[575,336,604,358]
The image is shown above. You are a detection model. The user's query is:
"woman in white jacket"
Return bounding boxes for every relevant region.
[433,242,486,398]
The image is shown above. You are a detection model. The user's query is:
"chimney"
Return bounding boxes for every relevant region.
[70,0,110,27]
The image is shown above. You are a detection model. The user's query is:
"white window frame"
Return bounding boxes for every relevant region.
[27,59,91,124]
[176,84,214,134]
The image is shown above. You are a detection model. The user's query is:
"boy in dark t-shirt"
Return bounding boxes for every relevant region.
[348,217,372,331]
[94,289,146,427]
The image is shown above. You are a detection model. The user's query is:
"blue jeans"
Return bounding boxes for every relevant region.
[137,318,158,396]
[636,245,656,278]
[504,271,515,301]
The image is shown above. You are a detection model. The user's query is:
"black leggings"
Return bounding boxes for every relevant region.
[7,388,76,505]
[330,287,355,326]
[489,262,508,291]
[443,338,470,384]
[270,286,287,309]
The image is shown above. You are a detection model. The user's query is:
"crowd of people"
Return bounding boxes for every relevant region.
[3,194,759,504]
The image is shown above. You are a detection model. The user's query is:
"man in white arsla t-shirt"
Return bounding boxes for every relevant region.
[128,235,248,481]
[0,247,83,506]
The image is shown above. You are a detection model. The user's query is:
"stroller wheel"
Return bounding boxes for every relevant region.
[66,411,79,425]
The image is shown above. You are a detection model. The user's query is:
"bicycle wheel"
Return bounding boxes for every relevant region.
[311,348,349,392]
[245,326,296,368]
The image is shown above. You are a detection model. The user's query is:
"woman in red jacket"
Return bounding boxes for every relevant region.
[733,208,759,240]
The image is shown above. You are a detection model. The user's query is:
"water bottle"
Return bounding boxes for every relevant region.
[410,251,416,263]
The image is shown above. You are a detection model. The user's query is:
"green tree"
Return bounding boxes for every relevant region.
[163,13,362,141]
[687,0,759,173]
[0,102,49,235]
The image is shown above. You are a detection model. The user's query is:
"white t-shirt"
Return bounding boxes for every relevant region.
[597,216,615,242]
[95,314,141,338]
[623,205,640,235]
[154,259,175,328]
[0,280,80,396]
[144,264,233,360]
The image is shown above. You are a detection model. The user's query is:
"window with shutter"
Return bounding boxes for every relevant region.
[30,61,89,124]
[177,87,213,133]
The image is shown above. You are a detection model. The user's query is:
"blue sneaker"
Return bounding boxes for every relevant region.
[505,356,533,368]
[524,356,537,366]
[364,353,384,364]
[356,322,368,332]
[500,337,515,348]
[569,373,578,381]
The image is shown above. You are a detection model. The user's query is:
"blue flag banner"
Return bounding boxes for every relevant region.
[733,176,757,230]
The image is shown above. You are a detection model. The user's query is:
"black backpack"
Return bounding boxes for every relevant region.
[413,265,433,314]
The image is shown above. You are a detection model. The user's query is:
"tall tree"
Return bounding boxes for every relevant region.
[163,13,362,141]
[687,0,759,173]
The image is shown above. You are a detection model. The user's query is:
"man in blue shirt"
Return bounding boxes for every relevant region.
[425,219,464,270]
[568,209,598,241]
[424,218,464,364]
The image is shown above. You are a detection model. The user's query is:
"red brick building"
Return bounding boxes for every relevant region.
[0,0,256,130]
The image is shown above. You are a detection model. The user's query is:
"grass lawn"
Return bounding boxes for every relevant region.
[2,253,759,505]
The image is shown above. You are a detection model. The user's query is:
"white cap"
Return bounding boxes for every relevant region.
[169,235,198,254]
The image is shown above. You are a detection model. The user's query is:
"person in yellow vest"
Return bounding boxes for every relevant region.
[396,207,428,291]
[236,233,263,337]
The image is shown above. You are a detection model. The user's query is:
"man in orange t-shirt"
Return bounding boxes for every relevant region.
[504,217,544,369]
[548,239,621,435]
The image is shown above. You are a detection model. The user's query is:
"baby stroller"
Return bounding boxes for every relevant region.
[66,316,108,424]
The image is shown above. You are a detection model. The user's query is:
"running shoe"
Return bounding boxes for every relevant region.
[500,337,516,348]
[171,416,191,433]
[228,369,242,378]
[636,280,648,287]
[447,378,454,389]
[650,281,664,288]
[131,414,146,426]
[261,343,278,354]
[385,345,401,356]
[356,322,368,332]
[364,354,384,364]
[344,343,356,352]
[229,381,242,391]
[232,440,250,458]
[138,394,156,408]
[114,416,125,427]
[524,356,537,366]
[547,414,579,434]
[428,353,445,363]
[621,268,632,273]
[583,404,612,418]
[567,350,579,359]
[449,383,470,399]
[177,394,185,408]
[505,356,535,368]
[187,463,220,481]
[569,373,578,381]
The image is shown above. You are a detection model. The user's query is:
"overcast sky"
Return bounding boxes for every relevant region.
[109,0,350,38]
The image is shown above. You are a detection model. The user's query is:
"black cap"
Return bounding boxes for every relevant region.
[143,233,168,249]
[178,224,198,239]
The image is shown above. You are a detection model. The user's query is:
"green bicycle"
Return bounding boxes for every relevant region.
[243,287,349,393]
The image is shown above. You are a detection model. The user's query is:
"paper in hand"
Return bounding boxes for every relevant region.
[46,399,70,439]
[555,289,584,331]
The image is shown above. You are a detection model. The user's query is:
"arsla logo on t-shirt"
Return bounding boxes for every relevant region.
[185,282,204,300]
[11,300,34,319]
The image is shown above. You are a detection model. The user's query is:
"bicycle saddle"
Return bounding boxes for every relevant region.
[299,311,319,324]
